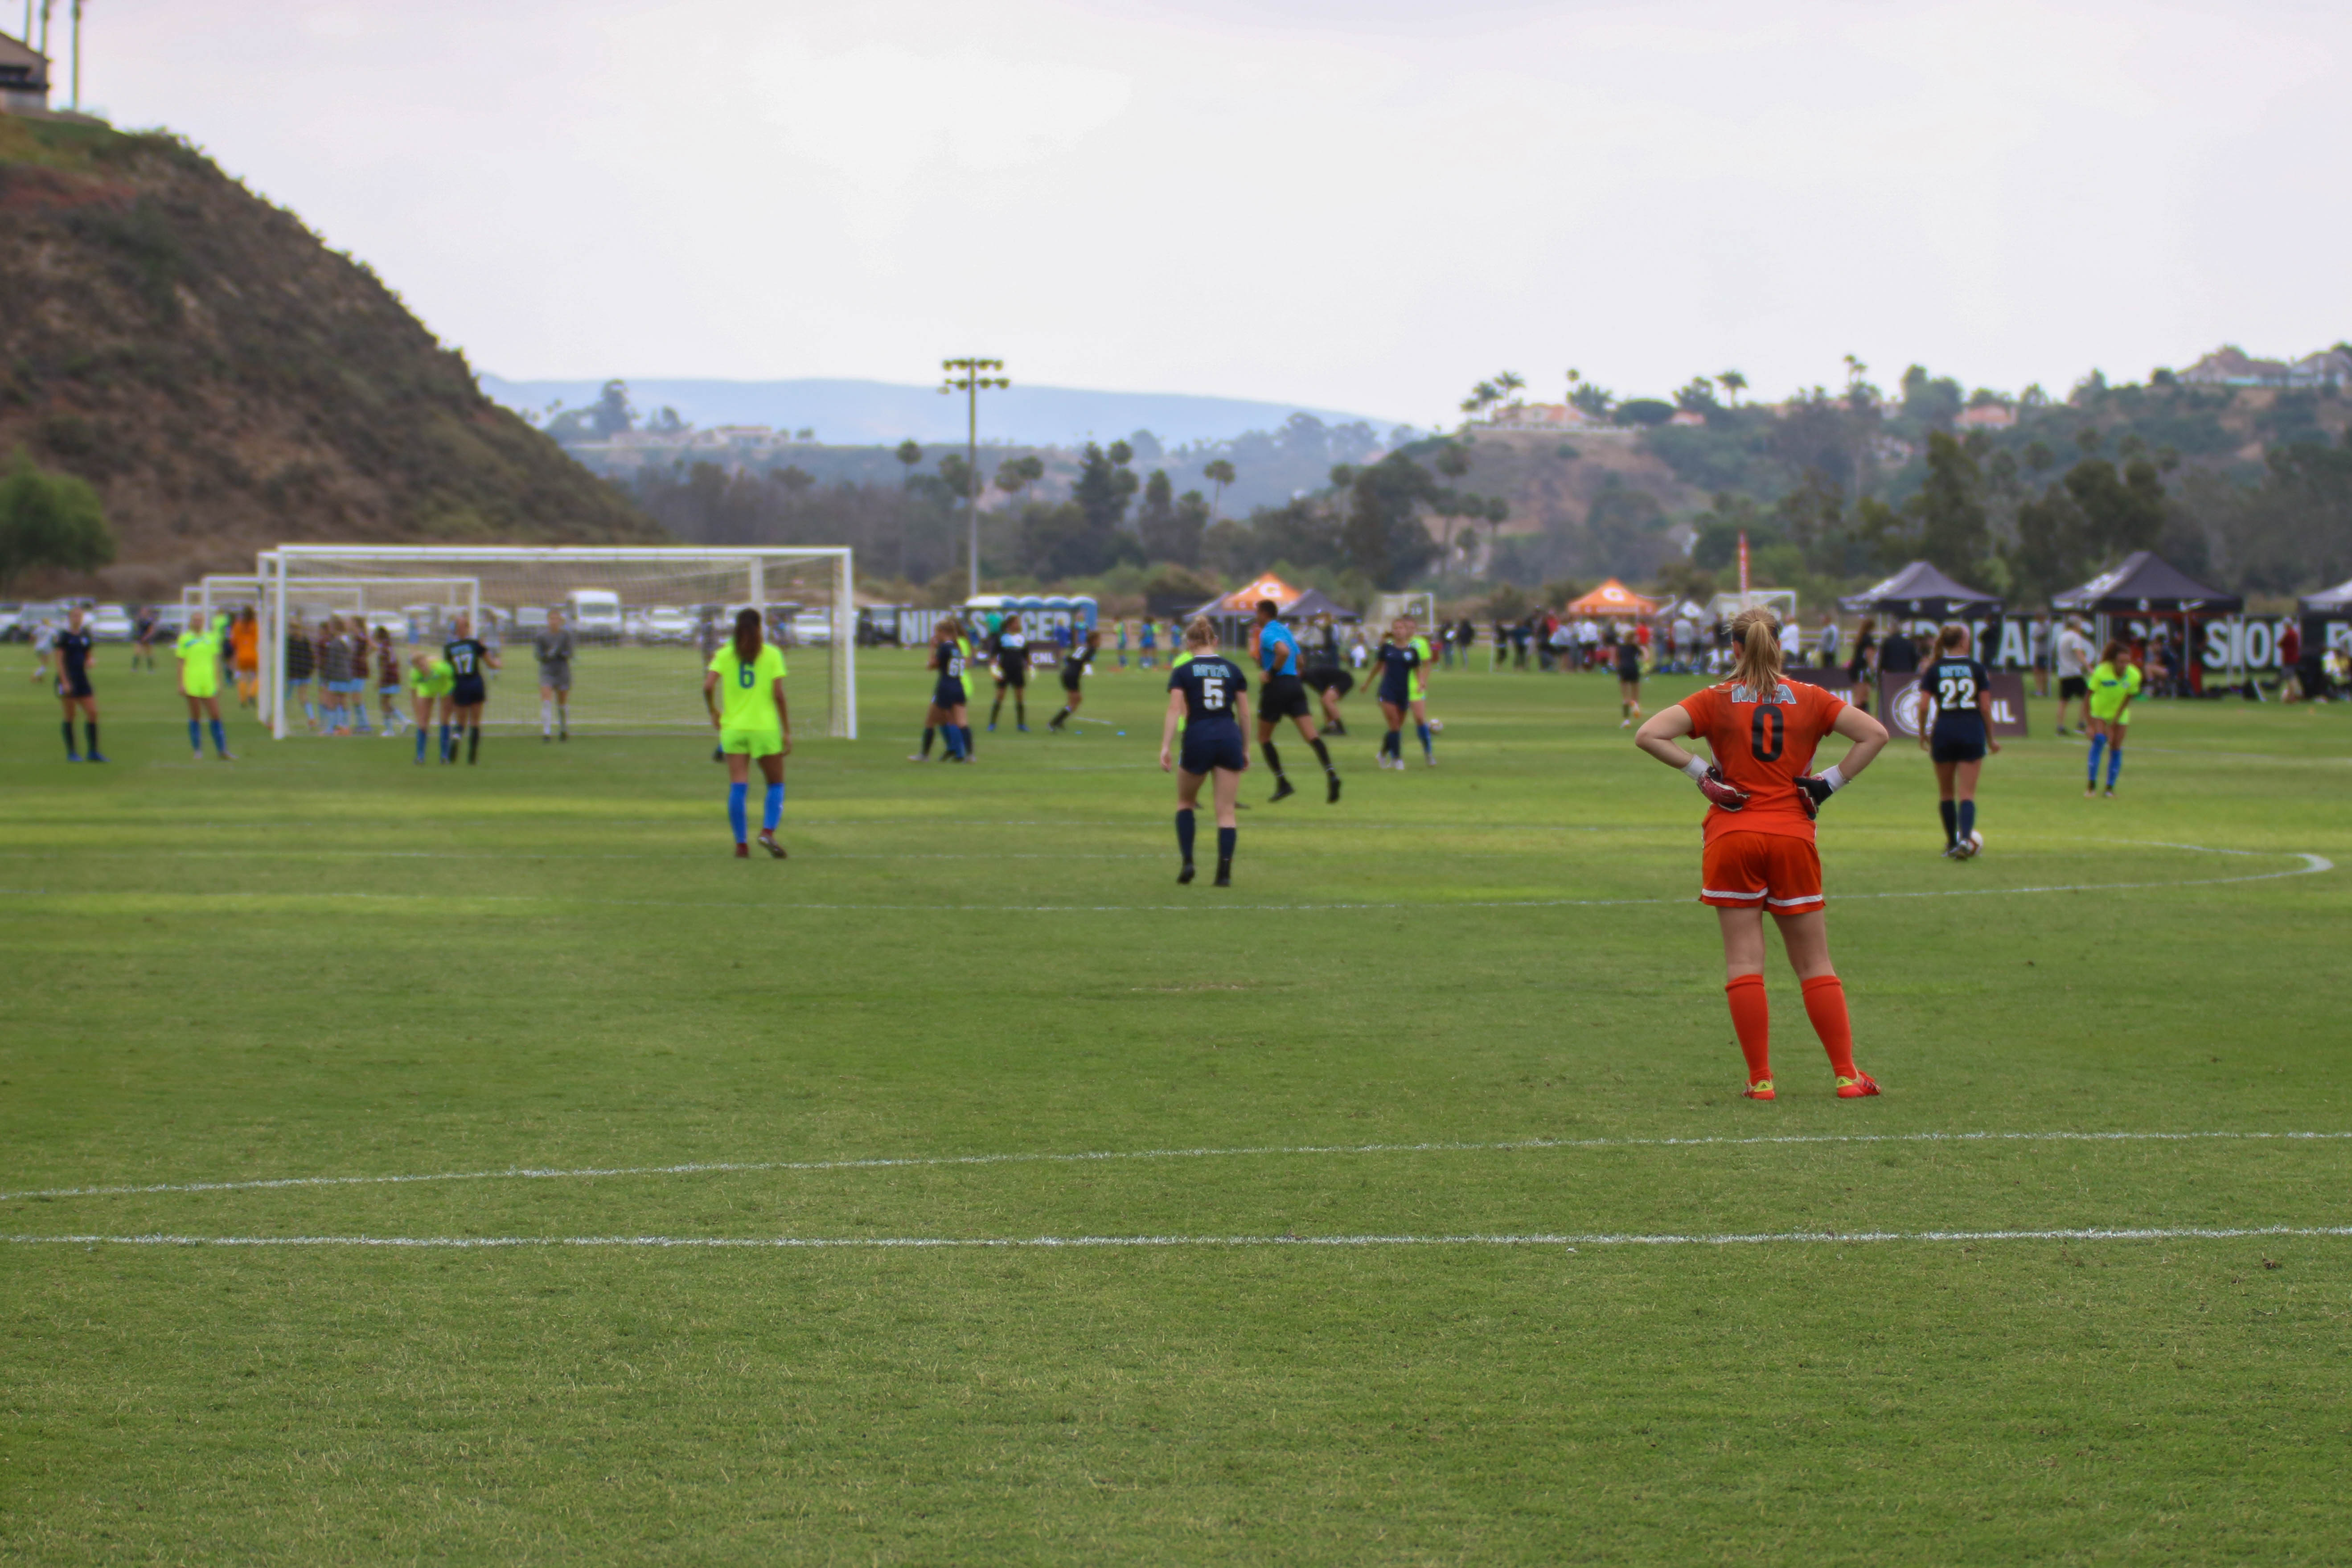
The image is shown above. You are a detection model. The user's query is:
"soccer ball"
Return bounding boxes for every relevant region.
[1967,829,1985,856]
[1428,718,1444,733]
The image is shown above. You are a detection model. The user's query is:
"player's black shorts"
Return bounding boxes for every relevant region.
[57,671,94,700]
[2058,675,2089,700]
[932,679,966,710]
[1377,681,1413,708]
[1614,653,1642,681]
[1930,724,1987,764]
[1259,674,1311,722]
[997,658,1027,688]
[1179,724,1248,775]
[450,677,488,708]
[1059,667,1084,694]
[1302,668,1353,698]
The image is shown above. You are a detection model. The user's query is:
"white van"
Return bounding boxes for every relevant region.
[566,589,624,642]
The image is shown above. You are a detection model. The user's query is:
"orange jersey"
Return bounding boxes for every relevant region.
[1678,677,1847,844]
[230,619,260,670]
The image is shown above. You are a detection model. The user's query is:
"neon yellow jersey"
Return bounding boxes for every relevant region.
[2087,660,2141,720]
[709,643,788,731]
[176,629,222,696]
[1409,636,1432,698]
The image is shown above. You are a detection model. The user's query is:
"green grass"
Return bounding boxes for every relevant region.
[5,647,2351,1564]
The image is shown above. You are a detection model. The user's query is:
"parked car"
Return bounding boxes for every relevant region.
[0,603,21,643]
[644,607,697,644]
[89,604,137,642]
[790,610,834,647]
[566,589,625,642]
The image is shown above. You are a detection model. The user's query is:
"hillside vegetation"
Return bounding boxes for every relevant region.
[0,116,656,597]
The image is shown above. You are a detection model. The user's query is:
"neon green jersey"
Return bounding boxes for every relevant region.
[412,657,454,697]
[709,643,788,731]
[2086,660,2140,720]
[176,629,222,697]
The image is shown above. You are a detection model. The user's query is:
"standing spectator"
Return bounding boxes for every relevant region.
[1816,614,1842,674]
[2278,620,2304,700]
[2053,616,2094,735]
[1847,616,1879,714]
[132,606,160,672]
[1879,623,1920,678]
[1779,616,1803,668]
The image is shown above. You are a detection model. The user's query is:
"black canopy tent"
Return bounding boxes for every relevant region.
[2298,577,2352,671]
[2050,550,2241,616]
[2052,551,2242,690]
[1839,560,2004,619]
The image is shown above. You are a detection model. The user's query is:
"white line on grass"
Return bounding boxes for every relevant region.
[9,1129,2348,1204]
[0,847,2326,915]
[9,1225,2352,1251]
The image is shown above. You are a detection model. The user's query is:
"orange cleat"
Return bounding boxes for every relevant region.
[1743,1078,1776,1101]
[1835,1072,1880,1099]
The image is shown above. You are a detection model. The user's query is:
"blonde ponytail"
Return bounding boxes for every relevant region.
[1184,616,1218,649]
[1728,606,1783,692]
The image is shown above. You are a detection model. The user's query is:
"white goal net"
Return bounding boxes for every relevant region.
[197,571,481,727]
[260,546,857,740]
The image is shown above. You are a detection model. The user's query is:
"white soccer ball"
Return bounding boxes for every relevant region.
[1968,829,1985,855]
[1428,718,1444,733]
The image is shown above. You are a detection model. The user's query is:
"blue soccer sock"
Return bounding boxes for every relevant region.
[2086,733,2106,784]
[763,782,784,831]
[1216,825,1236,867]
[944,724,964,759]
[188,719,201,752]
[415,726,429,762]
[1938,799,1958,846]
[727,782,748,843]
[1958,799,1975,841]
[439,722,452,760]
[209,718,228,755]
[1175,807,1197,863]
[1416,722,1433,757]
[2107,747,2123,787]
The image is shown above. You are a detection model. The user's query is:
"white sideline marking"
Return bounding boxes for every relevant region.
[9,1225,2352,1251]
[0,847,2325,915]
[8,1129,2348,1205]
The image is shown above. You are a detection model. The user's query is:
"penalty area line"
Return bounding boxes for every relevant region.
[9,1128,2351,1205]
[9,1224,2352,1251]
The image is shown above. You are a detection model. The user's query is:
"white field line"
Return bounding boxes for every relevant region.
[8,1129,2348,1205]
[9,1225,2352,1251]
[0,847,2326,913]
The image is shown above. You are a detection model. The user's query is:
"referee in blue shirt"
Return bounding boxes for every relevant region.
[1249,599,1341,804]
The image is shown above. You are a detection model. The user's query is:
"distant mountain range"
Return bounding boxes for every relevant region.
[477,375,1412,450]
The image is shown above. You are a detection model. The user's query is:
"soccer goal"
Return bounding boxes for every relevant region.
[1371,592,1436,629]
[259,546,858,740]
[226,567,481,730]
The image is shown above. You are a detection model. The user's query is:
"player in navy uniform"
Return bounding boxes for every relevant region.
[1160,617,1253,886]
[1301,615,1355,734]
[1047,627,1100,732]
[1369,619,1422,770]
[50,605,103,762]
[913,617,973,761]
[987,612,1031,733]
[442,614,499,765]
[1918,623,1999,858]
[1248,599,1340,804]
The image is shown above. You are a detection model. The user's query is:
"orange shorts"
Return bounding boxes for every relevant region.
[1700,831,1823,912]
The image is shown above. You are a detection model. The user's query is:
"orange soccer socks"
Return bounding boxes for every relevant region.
[1725,974,1772,1087]
[1801,974,1858,1079]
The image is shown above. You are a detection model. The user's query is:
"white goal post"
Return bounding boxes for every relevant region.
[241,566,482,730]
[261,546,857,741]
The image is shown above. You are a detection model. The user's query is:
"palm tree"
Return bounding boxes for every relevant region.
[1203,458,1236,519]
[1494,370,1526,407]
[1718,369,1747,407]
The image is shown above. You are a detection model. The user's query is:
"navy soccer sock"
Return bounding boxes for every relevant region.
[1958,800,1976,841]
[1175,808,1197,864]
[1938,800,1958,846]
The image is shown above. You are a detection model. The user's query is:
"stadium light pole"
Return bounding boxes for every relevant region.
[939,357,1008,600]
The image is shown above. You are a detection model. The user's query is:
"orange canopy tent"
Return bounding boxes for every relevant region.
[1564,579,1658,616]
[1198,574,1304,614]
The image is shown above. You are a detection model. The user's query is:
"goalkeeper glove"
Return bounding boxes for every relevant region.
[1793,764,1847,821]
[1684,756,1749,811]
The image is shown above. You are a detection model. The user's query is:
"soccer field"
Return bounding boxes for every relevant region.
[5,649,2350,1563]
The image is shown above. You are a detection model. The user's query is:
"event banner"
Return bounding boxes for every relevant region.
[1878,673,2030,739]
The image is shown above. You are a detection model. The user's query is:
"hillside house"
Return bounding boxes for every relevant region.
[2178,345,2349,390]
[0,33,49,115]
[1954,403,2016,431]
[1481,402,1624,434]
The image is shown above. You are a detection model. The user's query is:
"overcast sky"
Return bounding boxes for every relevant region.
[65,0,2352,425]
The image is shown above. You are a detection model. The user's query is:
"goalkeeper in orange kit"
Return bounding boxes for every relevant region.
[1634,606,1890,1101]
